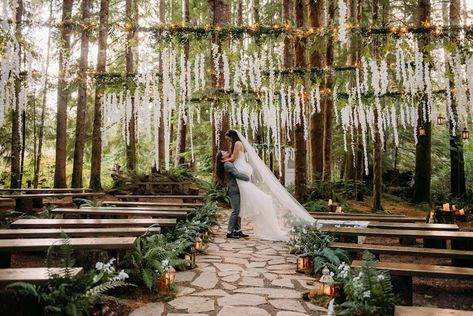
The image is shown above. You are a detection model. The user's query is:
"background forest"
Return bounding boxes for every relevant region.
[0,0,472,211]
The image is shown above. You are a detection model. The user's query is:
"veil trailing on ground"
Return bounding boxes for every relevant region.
[236,131,315,228]
[236,131,369,233]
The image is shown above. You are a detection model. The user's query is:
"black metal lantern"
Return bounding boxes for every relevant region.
[462,128,469,140]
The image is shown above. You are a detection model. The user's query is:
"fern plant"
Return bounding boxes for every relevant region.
[289,224,351,273]
[335,251,398,316]
[73,198,105,208]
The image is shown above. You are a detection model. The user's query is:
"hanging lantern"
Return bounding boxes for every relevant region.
[462,128,469,140]
[184,247,196,269]
[160,266,176,290]
[296,254,312,272]
[194,236,203,251]
[319,266,335,296]
[436,115,445,125]
[418,126,426,136]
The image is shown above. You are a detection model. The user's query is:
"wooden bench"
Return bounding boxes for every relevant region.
[116,194,204,202]
[0,237,137,268]
[0,192,105,211]
[0,267,83,286]
[136,181,194,194]
[331,242,473,260]
[313,214,425,223]
[0,227,161,238]
[310,211,408,217]
[102,200,203,207]
[11,218,176,228]
[366,222,459,231]
[0,188,92,193]
[321,227,470,240]
[395,306,473,316]
[82,206,194,212]
[51,208,188,218]
[351,260,473,305]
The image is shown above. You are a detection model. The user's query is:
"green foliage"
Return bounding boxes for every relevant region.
[73,198,105,208]
[203,182,230,206]
[7,237,130,315]
[335,251,398,316]
[289,224,351,273]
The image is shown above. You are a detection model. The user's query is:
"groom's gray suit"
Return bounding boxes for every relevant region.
[224,161,250,233]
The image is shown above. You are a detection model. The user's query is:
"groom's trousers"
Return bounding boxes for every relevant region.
[227,189,242,233]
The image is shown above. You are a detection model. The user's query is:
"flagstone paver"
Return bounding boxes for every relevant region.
[130,210,327,315]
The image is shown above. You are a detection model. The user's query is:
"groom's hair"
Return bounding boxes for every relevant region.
[225,130,240,154]
[214,151,226,187]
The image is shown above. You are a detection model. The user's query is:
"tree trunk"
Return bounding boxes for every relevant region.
[413,0,432,204]
[322,0,335,181]
[309,0,325,181]
[34,0,54,188]
[293,0,307,202]
[209,0,230,172]
[90,0,109,191]
[371,0,383,212]
[345,0,359,180]
[253,0,260,24]
[449,0,466,197]
[19,105,26,187]
[157,0,166,172]
[72,0,90,188]
[54,0,73,188]
[10,0,23,189]
[174,0,190,167]
[125,0,137,172]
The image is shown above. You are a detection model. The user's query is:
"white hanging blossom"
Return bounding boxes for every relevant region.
[338,0,348,44]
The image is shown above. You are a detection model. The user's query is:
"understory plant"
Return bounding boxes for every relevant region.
[334,251,398,316]
[7,236,130,315]
[203,181,230,206]
[289,223,351,273]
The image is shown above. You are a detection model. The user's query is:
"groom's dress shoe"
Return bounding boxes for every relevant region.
[235,231,249,238]
[226,232,240,239]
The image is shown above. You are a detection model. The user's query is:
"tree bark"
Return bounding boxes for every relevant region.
[157,0,166,172]
[54,0,73,188]
[209,0,230,170]
[34,0,54,188]
[125,0,137,172]
[174,0,190,167]
[72,0,90,188]
[413,0,432,204]
[293,0,307,202]
[10,0,23,189]
[90,0,109,191]
[449,0,466,197]
[322,0,335,181]
[309,0,325,181]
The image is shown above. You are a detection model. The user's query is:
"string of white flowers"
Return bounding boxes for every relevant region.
[222,51,230,91]
[338,0,348,44]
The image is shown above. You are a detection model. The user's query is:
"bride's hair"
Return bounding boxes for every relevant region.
[225,130,240,154]
[214,151,226,187]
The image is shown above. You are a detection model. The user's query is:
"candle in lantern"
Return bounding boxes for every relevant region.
[296,254,311,272]
[160,266,176,290]
[428,211,434,223]
[319,266,335,296]
[328,199,333,206]
[442,203,450,211]
[336,206,342,213]
[457,209,465,216]
[452,205,456,211]
[194,237,203,251]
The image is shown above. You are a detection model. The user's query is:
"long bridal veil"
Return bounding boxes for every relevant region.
[236,131,316,229]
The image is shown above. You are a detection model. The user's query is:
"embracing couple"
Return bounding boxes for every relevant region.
[215,130,317,241]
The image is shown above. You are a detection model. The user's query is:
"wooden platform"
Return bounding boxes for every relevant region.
[102,200,203,207]
[395,306,473,316]
[0,267,83,285]
[321,227,471,240]
[11,218,176,228]
[52,208,188,218]
[0,237,137,252]
[310,211,408,217]
[0,227,161,238]
[366,222,459,231]
[331,242,473,259]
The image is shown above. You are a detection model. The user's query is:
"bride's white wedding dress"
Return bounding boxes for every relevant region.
[232,131,368,241]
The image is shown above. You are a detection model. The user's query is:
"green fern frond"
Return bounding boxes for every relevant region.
[85,280,130,299]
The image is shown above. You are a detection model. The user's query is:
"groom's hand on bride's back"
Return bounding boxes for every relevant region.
[224,162,250,182]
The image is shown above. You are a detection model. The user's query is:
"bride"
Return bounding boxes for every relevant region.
[223,130,316,241]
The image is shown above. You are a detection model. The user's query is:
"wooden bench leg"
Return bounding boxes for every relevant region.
[451,239,473,267]
[0,253,11,268]
[32,197,44,209]
[391,275,413,306]
[15,198,33,213]
[399,237,416,246]
[423,238,446,249]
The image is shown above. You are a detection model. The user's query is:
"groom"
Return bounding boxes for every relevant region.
[220,151,250,239]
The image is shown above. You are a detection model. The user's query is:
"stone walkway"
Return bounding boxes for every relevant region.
[130,210,328,316]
